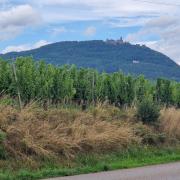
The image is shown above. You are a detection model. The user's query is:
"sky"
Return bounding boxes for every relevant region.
[0,0,180,65]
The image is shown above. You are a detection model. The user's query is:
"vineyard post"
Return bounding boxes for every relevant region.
[12,62,22,111]
[92,71,95,106]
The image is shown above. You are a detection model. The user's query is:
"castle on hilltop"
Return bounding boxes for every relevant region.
[106,37,128,45]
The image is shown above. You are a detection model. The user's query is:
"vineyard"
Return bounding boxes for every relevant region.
[0,57,180,179]
[0,57,180,108]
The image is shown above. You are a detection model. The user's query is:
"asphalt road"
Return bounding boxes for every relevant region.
[44,162,180,180]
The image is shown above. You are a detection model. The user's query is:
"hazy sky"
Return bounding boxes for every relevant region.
[0,0,180,64]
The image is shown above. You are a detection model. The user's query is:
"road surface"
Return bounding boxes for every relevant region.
[44,162,180,180]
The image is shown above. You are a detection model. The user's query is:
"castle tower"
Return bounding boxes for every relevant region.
[117,36,124,44]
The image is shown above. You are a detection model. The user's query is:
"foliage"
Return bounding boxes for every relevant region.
[156,78,173,106]
[0,96,14,106]
[0,131,6,159]
[0,58,179,108]
[137,97,160,124]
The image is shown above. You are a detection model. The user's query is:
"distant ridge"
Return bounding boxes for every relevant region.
[1,39,180,81]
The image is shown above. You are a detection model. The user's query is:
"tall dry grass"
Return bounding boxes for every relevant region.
[1,104,179,164]
[160,108,180,140]
[0,105,139,162]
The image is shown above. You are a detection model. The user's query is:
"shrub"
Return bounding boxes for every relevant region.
[137,98,160,124]
[135,123,166,145]
[0,96,14,106]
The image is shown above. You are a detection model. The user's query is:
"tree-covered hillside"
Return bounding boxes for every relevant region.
[1,40,180,81]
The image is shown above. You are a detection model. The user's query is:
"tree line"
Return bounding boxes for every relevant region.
[0,57,180,108]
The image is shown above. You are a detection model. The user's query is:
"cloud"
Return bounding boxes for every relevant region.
[0,4,42,41]
[33,0,178,23]
[51,26,67,36]
[1,0,180,64]
[107,16,153,28]
[0,0,8,9]
[0,5,40,27]
[33,40,51,48]
[146,16,179,29]
[126,15,180,65]
[5,1,180,24]
[1,40,51,54]
[84,26,96,36]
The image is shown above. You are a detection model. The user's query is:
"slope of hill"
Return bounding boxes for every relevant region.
[1,40,180,81]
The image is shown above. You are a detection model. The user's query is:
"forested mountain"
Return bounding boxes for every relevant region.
[1,40,180,81]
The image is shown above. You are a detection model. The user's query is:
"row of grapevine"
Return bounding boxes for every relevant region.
[0,57,179,108]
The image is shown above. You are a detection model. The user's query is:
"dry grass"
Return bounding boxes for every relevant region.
[0,105,139,162]
[91,103,136,121]
[1,104,179,166]
[160,108,180,140]
[0,106,17,131]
